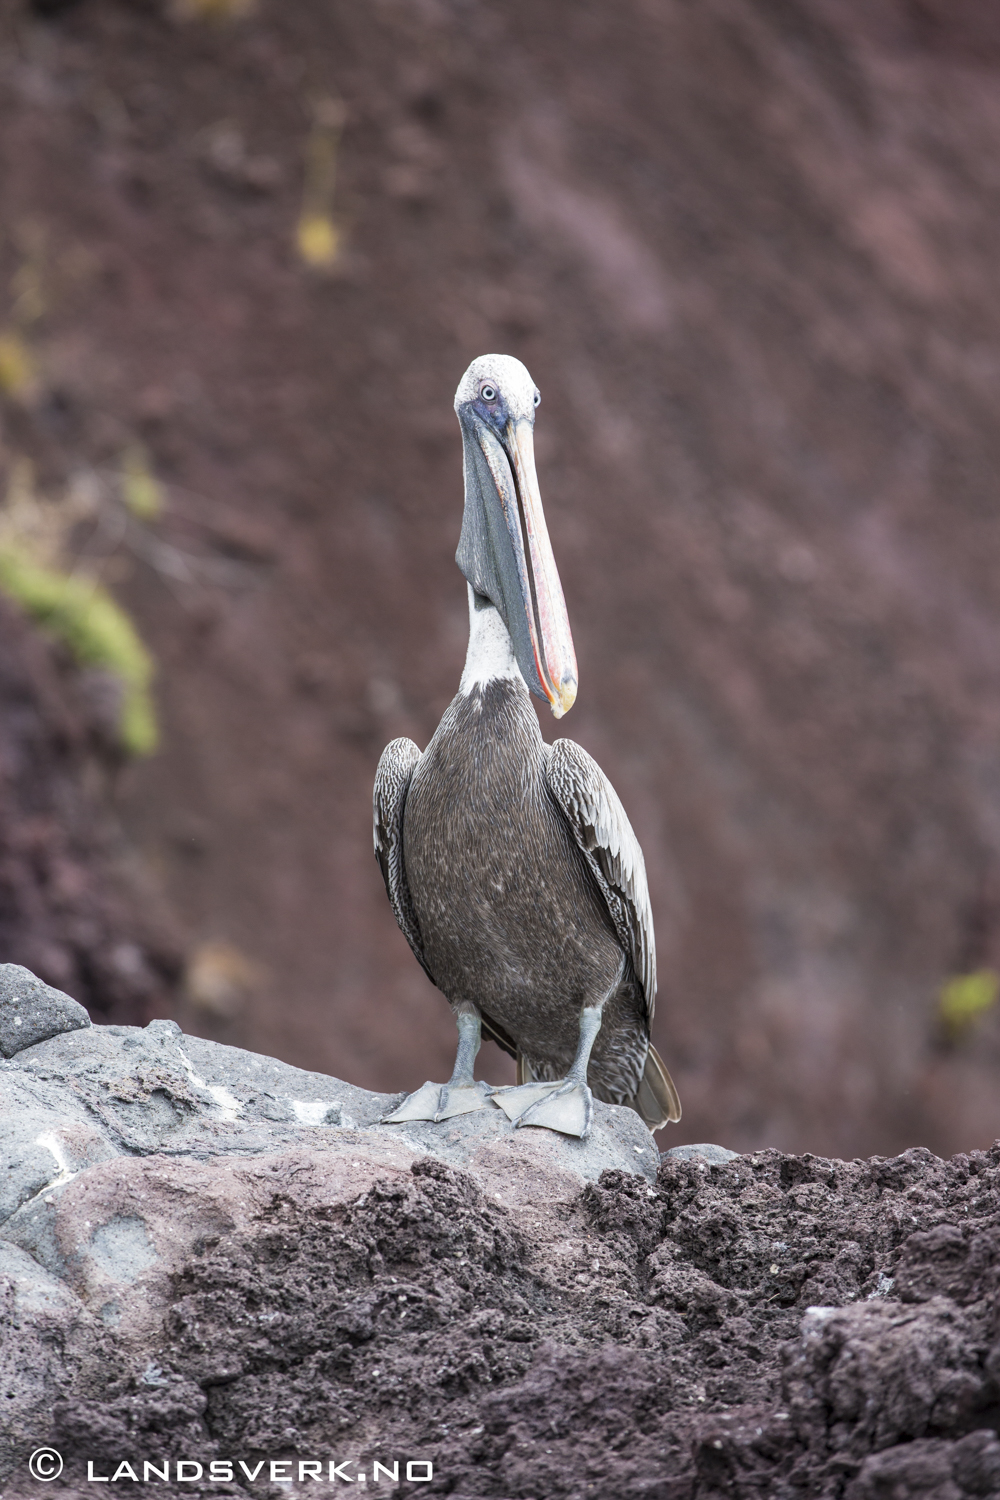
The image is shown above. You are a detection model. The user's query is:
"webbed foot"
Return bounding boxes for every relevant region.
[490,1081,558,1121]
[491,1079,594,1138]
[382,1078,494,1124]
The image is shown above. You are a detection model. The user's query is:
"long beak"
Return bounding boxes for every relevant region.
[505,419,577,717]
[474,417,578,717]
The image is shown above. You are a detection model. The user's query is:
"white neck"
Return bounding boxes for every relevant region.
[459,585,524,695]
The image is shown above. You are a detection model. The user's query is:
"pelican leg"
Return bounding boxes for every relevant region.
[491,1006,602,1139]
[382,1010,494,1124]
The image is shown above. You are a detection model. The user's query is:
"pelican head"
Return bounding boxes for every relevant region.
[453,354,578,717]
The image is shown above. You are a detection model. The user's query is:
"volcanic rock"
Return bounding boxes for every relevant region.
[0,963,90,1059]
[0,974,997,1497]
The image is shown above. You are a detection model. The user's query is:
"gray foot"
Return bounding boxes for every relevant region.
[382,1079,494,1124]
[491,1079,594,1138]
[491,1081,556,1120]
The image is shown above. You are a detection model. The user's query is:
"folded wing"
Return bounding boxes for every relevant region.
[373,738,432,982]
[545,737,656,1024]
[545,738,680,1126]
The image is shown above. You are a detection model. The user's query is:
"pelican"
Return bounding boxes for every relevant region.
[373,354,680,1139]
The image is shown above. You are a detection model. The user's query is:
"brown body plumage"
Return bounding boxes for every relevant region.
[404,677,651,1105]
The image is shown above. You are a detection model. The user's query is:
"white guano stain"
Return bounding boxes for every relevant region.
[175,1045,244,1121]
[23,1131,78,1205]
[291,1100,335,1126]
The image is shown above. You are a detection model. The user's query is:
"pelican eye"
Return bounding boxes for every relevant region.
[480,383,497,403]
[533,392,540,407]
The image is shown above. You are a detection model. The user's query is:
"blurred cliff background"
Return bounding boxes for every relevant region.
[1,0,999,1158]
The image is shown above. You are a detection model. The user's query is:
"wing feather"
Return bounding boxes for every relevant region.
[545,738,656,1027]
[373,738,433,983]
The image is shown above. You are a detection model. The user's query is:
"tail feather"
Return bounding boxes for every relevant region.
[632,1043,682,1130]
[517,1046,681,1131]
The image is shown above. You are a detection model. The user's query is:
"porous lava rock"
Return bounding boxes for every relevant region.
[1,981,998,1498]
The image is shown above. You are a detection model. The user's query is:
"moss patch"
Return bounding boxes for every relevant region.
[0,548,157,756]
[939,967,999,1038]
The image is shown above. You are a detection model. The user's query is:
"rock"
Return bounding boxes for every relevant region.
[663,1142,738,1165]
[0,1000,660,1490]
[0,963,91,1059]
[1,1011,658,1199]
[2,988,999,1496]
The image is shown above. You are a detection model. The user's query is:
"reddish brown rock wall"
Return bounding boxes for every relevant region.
[1,0,1000,1156]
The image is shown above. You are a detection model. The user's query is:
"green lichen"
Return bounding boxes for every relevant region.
[939,968,999,1037]
[120,443,164,522]
[0,547,157,756]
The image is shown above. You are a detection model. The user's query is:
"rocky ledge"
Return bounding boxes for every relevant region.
[0,966,998,1499]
